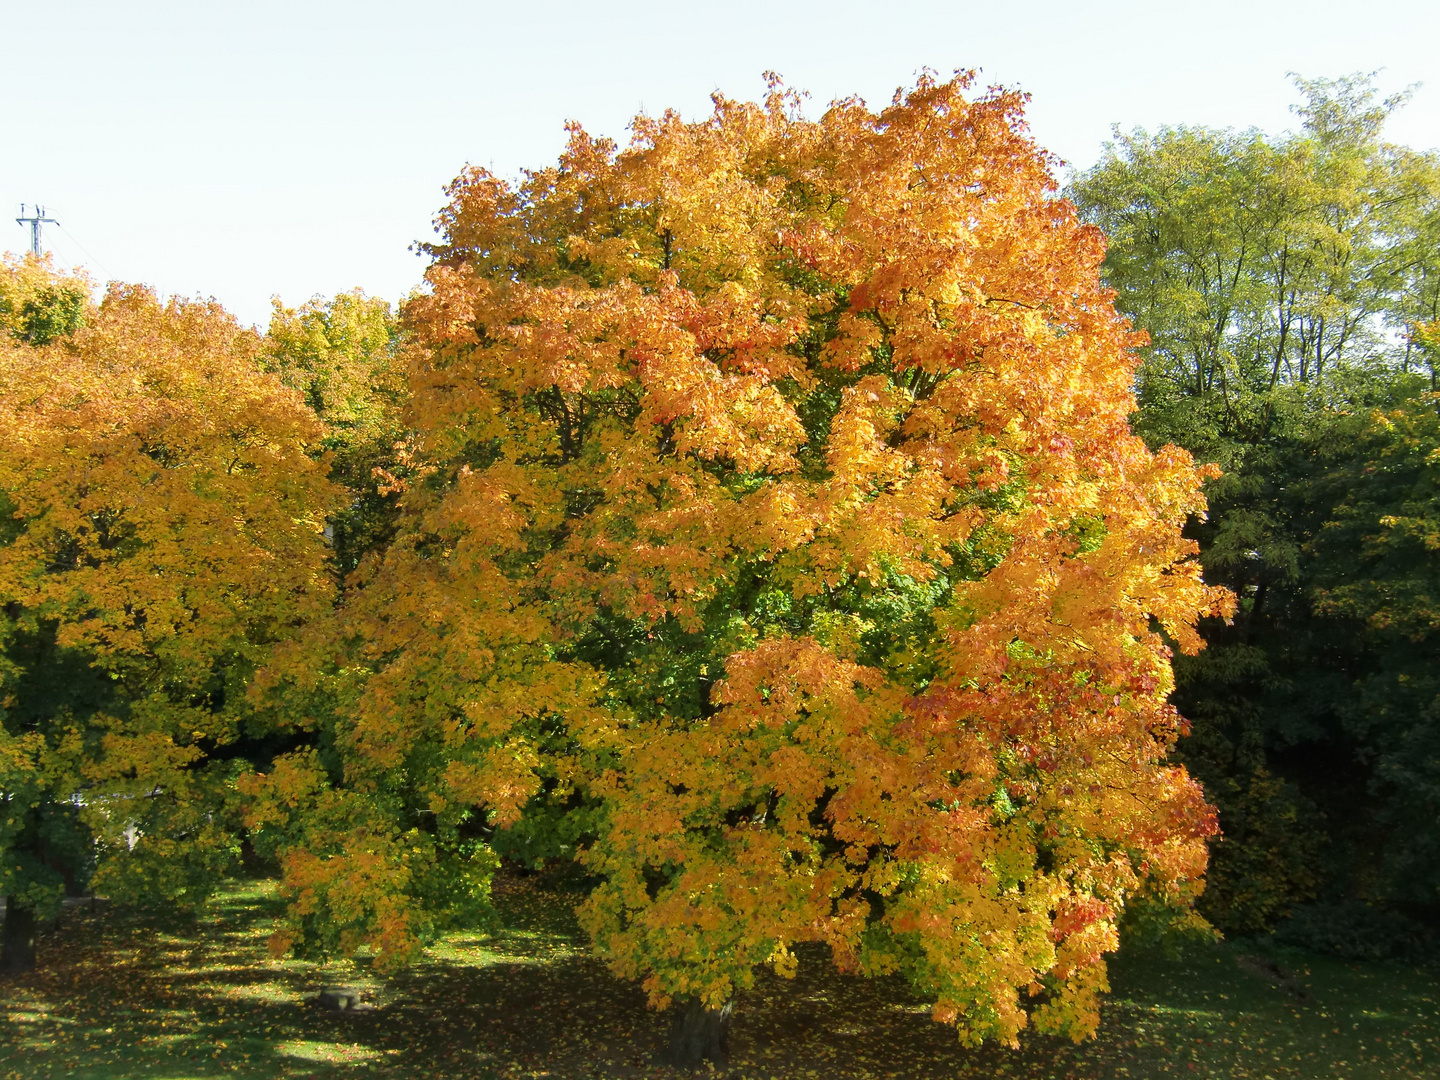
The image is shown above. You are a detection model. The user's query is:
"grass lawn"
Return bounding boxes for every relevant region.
[1,876,1437,1079]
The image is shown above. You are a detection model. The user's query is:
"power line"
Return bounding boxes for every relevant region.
[16,203,59,256]
[54,221,114,281]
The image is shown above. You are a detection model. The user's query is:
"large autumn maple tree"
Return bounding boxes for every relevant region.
[246,73,1230,1063]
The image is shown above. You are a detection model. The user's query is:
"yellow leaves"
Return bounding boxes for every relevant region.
[236,750,330,826]
[823,312,884,373]
[767,941,799,979]
[441,741,542,828]
[824,376,910,493]
[84,731,204,785]
[0,251,92,340]
[0,272,348,923]
[0,285,338,680]
[238,751,485,973]
[264,289,402,445]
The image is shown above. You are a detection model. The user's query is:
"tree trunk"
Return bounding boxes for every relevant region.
[1,899,37,976]
[664,997,733,1071]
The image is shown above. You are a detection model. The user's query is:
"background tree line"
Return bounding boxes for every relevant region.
[1071,73,1440,956]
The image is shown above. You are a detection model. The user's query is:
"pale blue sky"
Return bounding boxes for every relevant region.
[4,0,1437,327]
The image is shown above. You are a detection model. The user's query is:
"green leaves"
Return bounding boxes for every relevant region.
[1071,75,1440,940]
[0,254,89,347]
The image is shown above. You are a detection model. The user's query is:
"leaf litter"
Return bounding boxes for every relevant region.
[1,876,1437,1079]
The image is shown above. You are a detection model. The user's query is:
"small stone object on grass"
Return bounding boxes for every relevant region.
[314,987,375,1012]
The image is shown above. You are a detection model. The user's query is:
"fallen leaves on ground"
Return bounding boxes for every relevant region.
[1,877,1437,1079]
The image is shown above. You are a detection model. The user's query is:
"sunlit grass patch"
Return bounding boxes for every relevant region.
[1138,1003,1227,1018]
[276,1039,392,1065]
[200,980,304,1004]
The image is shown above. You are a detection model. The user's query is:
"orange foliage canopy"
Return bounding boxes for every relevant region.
[252,74,1231,1043]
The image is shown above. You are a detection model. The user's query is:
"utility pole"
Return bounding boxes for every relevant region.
[16,204,59,256]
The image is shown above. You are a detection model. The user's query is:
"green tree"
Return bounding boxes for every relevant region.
[264,290,411,576]
[1306,391,1440,906]
[1071,74,1440,939]
[0,253,89,346]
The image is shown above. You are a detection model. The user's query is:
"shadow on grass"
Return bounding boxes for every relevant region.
[2,878,1438,1079]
